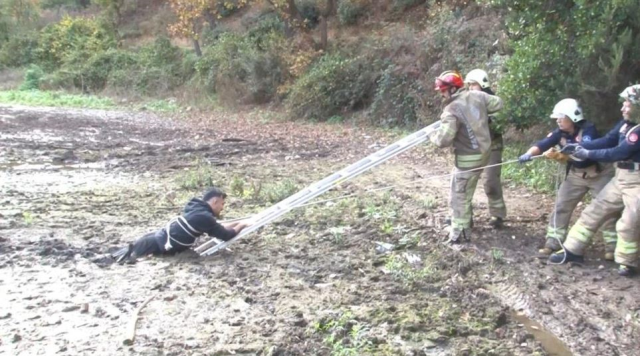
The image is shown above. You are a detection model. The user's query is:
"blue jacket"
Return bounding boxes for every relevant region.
[581,120,640,163]
[535,121,599,169]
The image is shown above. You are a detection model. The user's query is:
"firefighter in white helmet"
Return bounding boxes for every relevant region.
[551,85,640,276]
[464,69,506,229]
[519,99,617,259]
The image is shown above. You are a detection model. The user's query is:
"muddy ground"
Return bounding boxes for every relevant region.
[1,104,639,356]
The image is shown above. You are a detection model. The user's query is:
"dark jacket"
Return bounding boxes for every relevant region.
[581,119,640,163]
[535,121,599,169]
[160,198,237,252]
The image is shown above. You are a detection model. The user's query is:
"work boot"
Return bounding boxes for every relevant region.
[548,249,584,264]
[447,228,469,244]
[488,217,503,229]
[618,265,636,277]
[444,218,473,228]
[604,252,615,261]
[537,247,554,258]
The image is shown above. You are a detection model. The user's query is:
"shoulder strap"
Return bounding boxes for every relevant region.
[626,124,640,138]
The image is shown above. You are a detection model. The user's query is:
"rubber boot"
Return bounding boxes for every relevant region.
[618,265,636,277]
[488,217,503,229]
[537,247,554,258]
[604,252,615,261]
[548,249,584,264]
[447,228,469,244]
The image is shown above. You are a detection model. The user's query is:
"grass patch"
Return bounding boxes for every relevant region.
[0,90,114,109]
[502,144,564,194]
[312,311,373,356]
[176,164,218,190]
[140,99,180,113]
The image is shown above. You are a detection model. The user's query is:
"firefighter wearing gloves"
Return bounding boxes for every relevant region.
[430,70,503,243]
[464,69,506,228]
[519,99,617,259]
[550,85,640,277]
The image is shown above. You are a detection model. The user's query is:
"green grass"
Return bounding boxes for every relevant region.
[140,99,180,112]
[502,144,564,194]
[0,90,115,109]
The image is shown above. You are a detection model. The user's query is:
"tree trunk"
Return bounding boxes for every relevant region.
[193,38,202,57]
[319,0,335,50]
[203,9,216,30]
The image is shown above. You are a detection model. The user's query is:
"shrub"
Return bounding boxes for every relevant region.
[35,16,116,70]
[0,34,39,68]
[370,65,425,127]
[19,65,45,90]
[393,0,426,12]
[483,0,640,129]
[295,0,320,29]
[338,0,369,26]
[285,54,379,121]
[195,31,286,105]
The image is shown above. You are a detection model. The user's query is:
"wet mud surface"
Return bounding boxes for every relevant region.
[1,104,639,355]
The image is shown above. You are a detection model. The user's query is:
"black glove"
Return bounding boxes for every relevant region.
[571,146,590,160]
[560,144,579,155]
[518,153,533,164]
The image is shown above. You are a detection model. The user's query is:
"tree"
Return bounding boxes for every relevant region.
[168,0,249,56]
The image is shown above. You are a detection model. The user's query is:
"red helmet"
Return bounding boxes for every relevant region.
[434,71,464,91]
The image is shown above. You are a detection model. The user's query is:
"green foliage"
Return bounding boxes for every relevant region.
[295,0,320,29]
[483,0,640,129]
[20,64,44,90]
[261,179,298,204]
[502,145,562,194]
[337,0,368,26]
[0,33,39,68]
[195,30,286,105]
[393,0,426,12]
[0,90,114,108]
[285,54,379,121]
[370,64,425,127]
[313,311,373,356]
[141,99,180,112]
[35,16,116,70]
[385,253,435,286]
[177,164,217,190]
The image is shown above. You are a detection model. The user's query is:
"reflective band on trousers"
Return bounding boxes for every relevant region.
[164,216,202,251]
[569,223,594,244]
[617,239,638,255]
[601,230,618,244]
[546,226,567,239]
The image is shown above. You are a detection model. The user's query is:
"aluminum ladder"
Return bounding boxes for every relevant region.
[196,121,441,256]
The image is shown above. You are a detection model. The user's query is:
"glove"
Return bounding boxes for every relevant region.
[543,148,570,163]
[571,146,590,160]
[518,153,533,164]
[559,144,579,155]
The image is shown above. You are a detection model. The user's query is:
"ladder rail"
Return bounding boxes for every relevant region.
[197,121,441,256]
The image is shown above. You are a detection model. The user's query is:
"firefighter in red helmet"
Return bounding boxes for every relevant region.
[429,70,503,243]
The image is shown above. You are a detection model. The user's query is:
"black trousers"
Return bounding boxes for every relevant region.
[130,231,166,256]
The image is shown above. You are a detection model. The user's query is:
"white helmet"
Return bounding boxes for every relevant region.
[550,98,584,123]
[619,85,640,105]
[464,69,490,89]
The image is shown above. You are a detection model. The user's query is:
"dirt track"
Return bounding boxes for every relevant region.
[1,104,639,356]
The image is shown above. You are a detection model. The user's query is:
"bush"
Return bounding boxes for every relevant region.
[285,54,379,121]
[370,65,425,127]
[338,0,369,26]
[483,0,640,129]
[195,31,286,105]
[0,34,39,68]
[393,0,426,12]
[295,0,320,29]
[19,65,45,90]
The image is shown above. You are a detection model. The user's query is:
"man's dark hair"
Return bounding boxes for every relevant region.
[203,187,227,201]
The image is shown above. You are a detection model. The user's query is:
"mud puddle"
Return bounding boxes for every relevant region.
[511,311,572,356]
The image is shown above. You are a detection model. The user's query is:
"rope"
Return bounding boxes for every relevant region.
[221,155,545,224]
[548,162,568,265]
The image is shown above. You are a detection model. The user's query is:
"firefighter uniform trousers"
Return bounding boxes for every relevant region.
[483,136,507,219]
[450,153,490,232]
[564,168,640,266]
[545,164,617,252]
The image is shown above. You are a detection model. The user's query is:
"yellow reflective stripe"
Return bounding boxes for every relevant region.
[546,226,567,239]
[617,239,638,255]
[601,231,618,244]
[453,218,471,229]
[489,200,506,208]
[568,223,595,244]
[457,154,484,162]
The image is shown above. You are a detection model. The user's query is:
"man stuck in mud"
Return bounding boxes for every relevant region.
[112,187,250,264]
